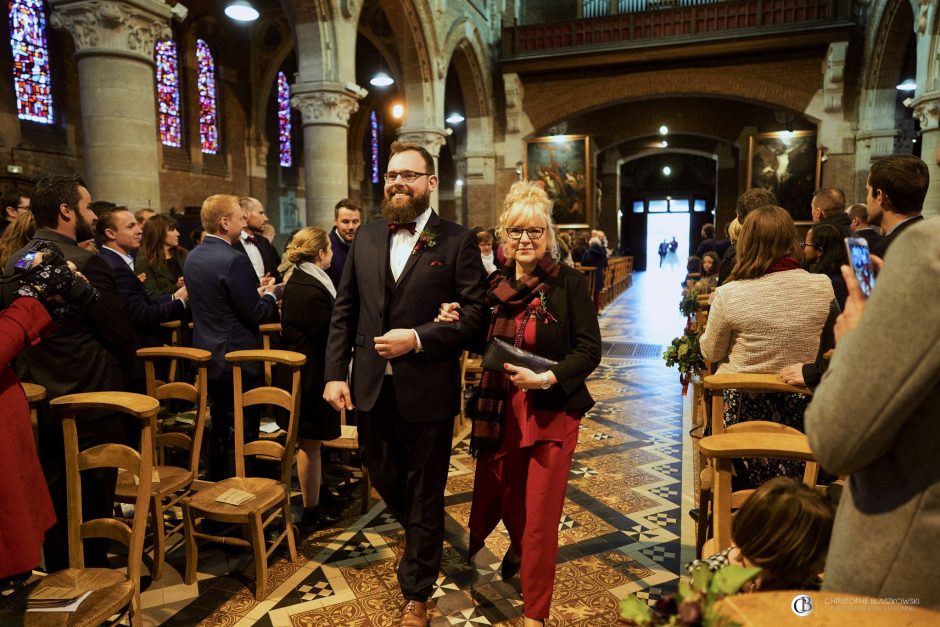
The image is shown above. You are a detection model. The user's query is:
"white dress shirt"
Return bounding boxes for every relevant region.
[240,230,266,280]
[389,208,432,282]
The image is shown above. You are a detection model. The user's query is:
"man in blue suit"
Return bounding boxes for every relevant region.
[185,194,281,480]
[97,207,188,392]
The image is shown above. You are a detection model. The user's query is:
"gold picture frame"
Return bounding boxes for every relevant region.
[746,130,822,222]
[524,134,592,228]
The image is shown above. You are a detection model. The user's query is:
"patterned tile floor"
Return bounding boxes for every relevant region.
[139,268,694,626]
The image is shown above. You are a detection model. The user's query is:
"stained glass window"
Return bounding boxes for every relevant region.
[9,0,53,124]
[277,71,291,167]
[370,111,380,184]
[196,39,218,154]
[155,40,181,147]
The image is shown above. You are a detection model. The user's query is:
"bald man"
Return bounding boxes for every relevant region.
[234,196,282,283]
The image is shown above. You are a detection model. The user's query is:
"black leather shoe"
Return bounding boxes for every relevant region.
[299,507,340,535]
[501,549,521,580]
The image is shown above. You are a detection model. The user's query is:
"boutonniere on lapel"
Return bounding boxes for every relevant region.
[528,289,557,323]
[412,228,438,255]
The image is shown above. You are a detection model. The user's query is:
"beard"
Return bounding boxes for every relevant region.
[380,187,430,224]
[75,211,95,243]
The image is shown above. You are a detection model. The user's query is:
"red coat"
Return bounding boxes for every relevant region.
[0,297,56,580]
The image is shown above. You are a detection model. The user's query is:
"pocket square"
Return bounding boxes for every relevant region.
[429,260,445,267]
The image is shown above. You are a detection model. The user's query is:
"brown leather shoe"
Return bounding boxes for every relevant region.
[400,599,429,626]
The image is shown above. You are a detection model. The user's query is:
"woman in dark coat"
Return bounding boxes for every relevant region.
[438,180,602,626]
[277,227,341,532]
[135,214,188,298]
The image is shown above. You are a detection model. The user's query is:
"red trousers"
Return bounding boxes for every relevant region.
[469,416,579,619]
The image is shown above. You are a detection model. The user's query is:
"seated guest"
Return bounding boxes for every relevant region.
[477,230,497,274]
[0,258,92,583]
[718,188,777,285]
[134,208,155,226]
[0,211,36,268]
[581,236,608,310]
[135,214,188,298]
[802,224,848,310]
[806,218,940,610]
[683,255,701,291]
[699,206,837,488]
[277,227,341,533]
[1,188,30,236]
[688,477,834,591]
[97,207,188,392]
[693,251,721,294]
[694,223,717,258]
[845,202,883,249]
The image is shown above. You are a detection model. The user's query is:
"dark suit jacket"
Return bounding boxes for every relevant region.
[100,247,185,349]
[327,228,352,288]
[233,233,282,283]
[1,229,134,400]
[871,214,924,258]
[853,227,883,250]
[818,211,853,236]
[134,246,188,298]
[277,266,340,439]
[184,235,279,380]
[324,211,487,422]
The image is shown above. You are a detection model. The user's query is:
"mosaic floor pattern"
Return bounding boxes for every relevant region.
[139,271,692,626]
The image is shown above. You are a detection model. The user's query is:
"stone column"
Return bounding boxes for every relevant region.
[464,150,496,227]
[291,82,364,229]
[397,129,448,212]
[913,94,940,218]
[50,0,177,209]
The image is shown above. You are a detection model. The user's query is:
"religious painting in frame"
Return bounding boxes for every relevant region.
[746,130,821,222]
[524,134,592,228]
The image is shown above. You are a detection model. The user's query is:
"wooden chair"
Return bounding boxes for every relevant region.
[695,373,814,557]
[180,349,305,601]
[21,381,45,446]
[114,347,211,581]
[322,408,371,515]
[259,323,283,386]
[159,320,183,381]
[0,392,159,627]
[457,350,483,435]
[699,431,817,555]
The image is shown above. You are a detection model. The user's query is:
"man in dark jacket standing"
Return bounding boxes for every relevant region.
[811,187,852,235]
[1,175,134,571]
[866,154,929,258]
[327,198,362,287]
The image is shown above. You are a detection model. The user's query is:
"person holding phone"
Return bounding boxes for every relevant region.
[805,218,940,610]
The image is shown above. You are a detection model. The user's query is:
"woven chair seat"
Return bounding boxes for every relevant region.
[184,476,286,517]
[0,568,133,627]
[115,465,191,500]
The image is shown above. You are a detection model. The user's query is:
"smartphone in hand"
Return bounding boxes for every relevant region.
[844,237,875,298]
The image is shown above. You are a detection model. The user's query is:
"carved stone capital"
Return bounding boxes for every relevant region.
[823,41,848,114]
[291,84,363,127]
[912,94,940,131]
[396,129,448,158]
[50,0,173,62]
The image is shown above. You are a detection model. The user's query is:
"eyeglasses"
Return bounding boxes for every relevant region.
[505,227,546,240]
[800,241,823,250]
[383,171,431,183]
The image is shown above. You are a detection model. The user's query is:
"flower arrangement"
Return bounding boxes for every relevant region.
[527,290,557,324]
[663,330,706,395]
[412,228,438,254]
[620,563,761,626]
[680,288,701,317]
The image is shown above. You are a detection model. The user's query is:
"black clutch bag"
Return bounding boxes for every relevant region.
[481,337,558,374]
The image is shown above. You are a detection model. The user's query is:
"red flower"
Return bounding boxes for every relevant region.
[528,297,541,310]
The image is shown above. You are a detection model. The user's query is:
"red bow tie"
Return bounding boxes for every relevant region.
[388,222,417,235]
[244,235,257,245]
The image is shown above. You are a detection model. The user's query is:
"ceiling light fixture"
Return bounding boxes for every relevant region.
[662,166,672,176]
[661,141,668,148]
[659,125,669,135]
[445,112,465,124]
[391,103,404,119]
[370,71,394,87]
[224,1,259,22]
[896,79,917,91]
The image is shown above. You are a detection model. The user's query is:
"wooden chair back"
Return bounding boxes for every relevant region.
[703,373,812,437]
[138,346,212,479]
[258,323,283,386]
[576,264,596,298]
[699,432,817,552]
[226,349,305,486]
[159,320,183,380]
[50,392,160,621]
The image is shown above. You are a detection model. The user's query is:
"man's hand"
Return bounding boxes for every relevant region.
[174,285,188,303]
[324,381,354,411]
[435,302,461,323]
[835,254,882,343]
[779,363,805,386]
[176,276,185,289]
[374,329,416,359]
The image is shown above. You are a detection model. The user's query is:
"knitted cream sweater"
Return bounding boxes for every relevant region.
[699,269,835,374]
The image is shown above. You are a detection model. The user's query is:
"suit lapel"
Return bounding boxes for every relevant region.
[395,211,439,290]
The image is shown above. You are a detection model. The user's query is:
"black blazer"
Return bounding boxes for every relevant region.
[233,234,282,283]
[277,267,340,433]
[508,264,602,415]
[325,211,487,422]
[183,235,279,380]
[871,215,924,258]
[1,229,135,399]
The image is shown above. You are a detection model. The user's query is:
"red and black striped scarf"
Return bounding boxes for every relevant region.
[470,254,561,456]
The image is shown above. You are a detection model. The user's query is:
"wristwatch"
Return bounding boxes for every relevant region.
[538,371,552,390]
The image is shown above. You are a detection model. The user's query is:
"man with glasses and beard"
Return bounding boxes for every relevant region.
[324,142,487,626]
[1,175,134,572]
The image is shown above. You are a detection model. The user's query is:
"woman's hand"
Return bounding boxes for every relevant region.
[778,363,805,386]
[435,301,461,323]
[504,363,555,390]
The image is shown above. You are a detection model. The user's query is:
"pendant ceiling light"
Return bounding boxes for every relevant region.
[896,79,916,91]
[370,72,394,87]
[225,1,259,22]
[445,112,465,124]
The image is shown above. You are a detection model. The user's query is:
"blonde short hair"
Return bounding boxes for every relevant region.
[286,226,329,265]
[201,194,239,233]
[727,218,743,244]
[497,180,559,261]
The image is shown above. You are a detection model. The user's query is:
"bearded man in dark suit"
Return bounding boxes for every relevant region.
[324,142,487,626]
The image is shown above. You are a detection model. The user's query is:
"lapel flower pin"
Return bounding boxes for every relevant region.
[412,228,438,255]
[528,289,557,323]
